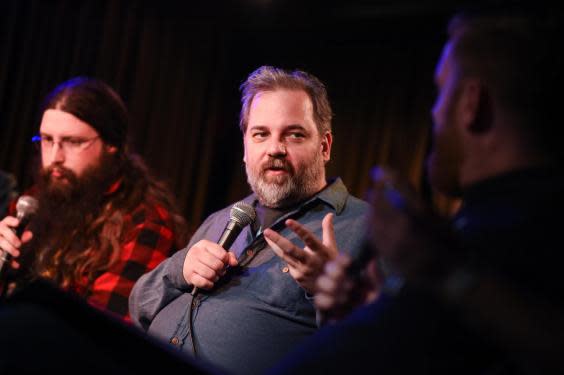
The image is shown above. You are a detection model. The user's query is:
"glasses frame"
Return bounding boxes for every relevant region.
[31,134,101,154]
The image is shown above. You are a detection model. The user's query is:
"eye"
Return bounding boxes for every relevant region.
[61,137,90,150]
[252,131,268,140]
[287,132,305,140]
[68,138,85,146]
[41,136,54,146]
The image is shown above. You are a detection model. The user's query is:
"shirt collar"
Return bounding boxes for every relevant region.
[243,177,349,240]
[245,177,349,215]
[312,177,348,215]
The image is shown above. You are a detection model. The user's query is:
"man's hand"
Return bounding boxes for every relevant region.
[264,213,338,294]
[315,254,382,324]
[368,166,453,283]
[0,216,33,269]
[182,239,238,290]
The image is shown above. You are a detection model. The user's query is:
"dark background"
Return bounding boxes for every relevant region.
[0,0,507,229]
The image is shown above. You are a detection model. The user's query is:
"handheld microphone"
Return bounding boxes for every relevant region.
[0,196,39,274]
[191,201,256,296]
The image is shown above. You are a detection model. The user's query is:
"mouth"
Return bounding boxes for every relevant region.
[265,166,288,174]
[264,162,294,178]
[48,166,71,182]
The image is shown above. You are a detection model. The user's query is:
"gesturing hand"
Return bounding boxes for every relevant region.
[264,213,338,294]
[315,254,382,324]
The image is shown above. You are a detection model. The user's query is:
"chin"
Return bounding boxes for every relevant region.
[263,174,290,185]
[50,176,71,185]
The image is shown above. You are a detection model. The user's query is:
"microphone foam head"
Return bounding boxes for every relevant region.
[230,201,256,227]
[16,195,39,219]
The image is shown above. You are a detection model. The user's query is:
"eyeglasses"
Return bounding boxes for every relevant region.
[32,134,100,154]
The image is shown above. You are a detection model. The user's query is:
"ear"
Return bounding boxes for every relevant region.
[321,131,332,162]
[459,79,493,134]
[242,135,247,164]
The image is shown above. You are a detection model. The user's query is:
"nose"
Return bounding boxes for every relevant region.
[267,140,287,157]
[44,141,66,164]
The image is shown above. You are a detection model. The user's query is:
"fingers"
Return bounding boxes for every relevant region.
[0,217,22,252]
[321,213,337,260]
[0,217,28,259]
[315,255,353,312]
[285,214,338,260]
[0,216,20,229]
[285,219,325,253]
[227,251,239,267]
[192,260,223,281]
[183,240,236,290]
[264,214,341,294]
[189,273,214,290]
[21,230,33,244]
[264,229,306,266]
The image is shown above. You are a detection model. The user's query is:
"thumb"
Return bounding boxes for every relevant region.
[227,251,239,267]
[21,230,33,244]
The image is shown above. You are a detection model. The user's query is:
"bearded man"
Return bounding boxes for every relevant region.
[0,77,187,321]
[129,66,369,375]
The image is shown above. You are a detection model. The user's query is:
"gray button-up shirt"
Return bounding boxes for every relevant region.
[129,178,369,374]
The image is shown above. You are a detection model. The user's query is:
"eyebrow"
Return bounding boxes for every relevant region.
[248,124,308,132]
[284,124,308,132]
[39,132,91,140]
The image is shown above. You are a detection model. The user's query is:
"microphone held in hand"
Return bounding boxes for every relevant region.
[0,196,39,274]
[217,201,257,249]
[191,201,256,296]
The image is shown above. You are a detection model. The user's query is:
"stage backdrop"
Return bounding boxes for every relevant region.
[0,0,462,232]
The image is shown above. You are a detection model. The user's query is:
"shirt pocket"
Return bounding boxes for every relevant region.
[242,248,316,319]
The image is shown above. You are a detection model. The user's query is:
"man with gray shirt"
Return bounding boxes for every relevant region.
[129,66,368,374]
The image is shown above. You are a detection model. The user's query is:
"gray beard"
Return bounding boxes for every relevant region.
[246,153,325,208]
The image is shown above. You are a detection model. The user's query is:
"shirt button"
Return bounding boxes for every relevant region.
[170,337,180,346]
[246,249,254,256]
[282,266,289,273]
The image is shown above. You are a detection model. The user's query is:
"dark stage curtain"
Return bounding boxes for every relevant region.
[0,0,457,232]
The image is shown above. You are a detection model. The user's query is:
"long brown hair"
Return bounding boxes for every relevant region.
[29,77,188,291]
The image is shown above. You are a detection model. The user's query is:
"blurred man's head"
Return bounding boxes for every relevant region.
[428,10,564,196]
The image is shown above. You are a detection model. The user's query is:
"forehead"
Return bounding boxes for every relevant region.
[40,109,98,137]
[247,89,315,129]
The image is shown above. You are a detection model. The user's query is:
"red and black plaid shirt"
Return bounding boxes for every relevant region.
[77,202,177,322]
[8,190,179,322]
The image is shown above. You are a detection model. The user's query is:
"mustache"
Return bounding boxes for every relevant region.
[43,164,77,180]
[261,158,293,172]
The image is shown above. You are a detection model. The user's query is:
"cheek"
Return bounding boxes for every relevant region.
[40,152,49,168]
[432,94,447,127]
[243,147,264,172]
[72,151,102,176]
[428,123,462,195]
[290,147,319,169]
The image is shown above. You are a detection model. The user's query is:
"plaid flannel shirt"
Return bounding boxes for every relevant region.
[8,189,178,322]
[78,202,177,322]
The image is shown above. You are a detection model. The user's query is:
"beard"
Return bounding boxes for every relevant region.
[246,151,325,208]
[28,152,122,256]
